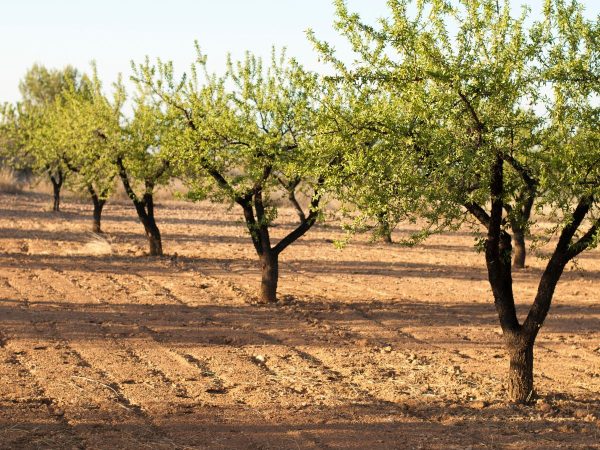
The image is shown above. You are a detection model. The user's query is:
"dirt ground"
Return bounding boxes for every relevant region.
[0,191,598,449]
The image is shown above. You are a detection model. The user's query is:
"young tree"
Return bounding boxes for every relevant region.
[313,0,599,403]
[53,72,119,233]
[15,64,88,211]
[21,100,71,211]
[81,76,173,255]
[316,79,423,246]
[0,103,21,168]
[134,48,328,302]
[117,97,172,256]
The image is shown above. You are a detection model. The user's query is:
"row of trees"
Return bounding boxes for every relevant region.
[0,0,598,405]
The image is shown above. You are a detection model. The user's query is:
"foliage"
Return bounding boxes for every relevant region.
[133,46,327,249]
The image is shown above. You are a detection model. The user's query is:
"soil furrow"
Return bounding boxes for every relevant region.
[49,267,278,448]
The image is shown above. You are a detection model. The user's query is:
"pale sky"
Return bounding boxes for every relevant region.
[1,0,598,103]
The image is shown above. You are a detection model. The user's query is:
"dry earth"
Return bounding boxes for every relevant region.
[0,191,598,449]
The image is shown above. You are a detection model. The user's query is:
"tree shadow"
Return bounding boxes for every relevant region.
[0,400,597,449]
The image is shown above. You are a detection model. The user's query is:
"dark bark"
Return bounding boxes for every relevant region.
[52,181,61,212]
[484,157,534,402]
[477,158,594,403]
[522,196,593,337]
[288,189,306,222]
[135,193,163,256]
[504,155,537,270]
[143,217,163,256]
[234,175,324,303]
[505,331,535,403]
[49,170,64,212]
[485,157,520,333]
[512,227,526,269]
[276,176,306,223]
[116,157,163,256]
[259,250,279,303]
[88,185,107,233]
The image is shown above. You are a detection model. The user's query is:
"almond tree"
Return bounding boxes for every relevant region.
[134,48,328,302]
[15,65,86,211]
[91,81,173,256]
[314,0,599,403]
[52,71,120,232]
[117,95,172,256]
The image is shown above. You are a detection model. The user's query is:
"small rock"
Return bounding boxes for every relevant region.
[574,408,589,419]
[253,354,267,364]
[448,365,461,374]
[382,345,393,353]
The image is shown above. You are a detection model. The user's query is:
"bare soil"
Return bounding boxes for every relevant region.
[0,192,598,449]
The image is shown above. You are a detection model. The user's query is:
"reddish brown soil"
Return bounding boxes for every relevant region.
[0,192,598,449]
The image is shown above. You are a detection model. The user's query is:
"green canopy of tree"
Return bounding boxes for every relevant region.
[133,46,329,302]
[311,0,599,403]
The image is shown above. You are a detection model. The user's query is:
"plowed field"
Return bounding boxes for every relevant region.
[0,192,598,449]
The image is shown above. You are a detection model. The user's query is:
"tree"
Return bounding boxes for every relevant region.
[0,103,21,168]
[20,100,71,211]
[51,70,119,232]
[93,84,173,256]
[15,64,88,211]
[313,0,599,403]
[117,96,172,256]
[315,77,424,246]
[134,47,328,302]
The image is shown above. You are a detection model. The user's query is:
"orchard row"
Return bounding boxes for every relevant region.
[1,0,598,405]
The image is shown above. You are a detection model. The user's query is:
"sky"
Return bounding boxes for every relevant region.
[1,0,598,103]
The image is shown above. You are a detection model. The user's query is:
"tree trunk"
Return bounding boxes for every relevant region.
[93,200,105,233]
[144,221,163,256]
[381,225,393,244]
[505,332,535,404]
[90,193,106,233]
[377,212,392,243]
[513,228,526,269]
[51,178,62,212]
[116,160,164,257]
[259,251,279,303]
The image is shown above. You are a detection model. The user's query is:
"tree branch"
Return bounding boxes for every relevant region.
[464,202,491,229]
[273,175,325,255]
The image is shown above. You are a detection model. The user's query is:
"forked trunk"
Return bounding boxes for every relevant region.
[259,251,279,303]
[505,332,535,404]
[116,159,164,257]
[513,229,526,269]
